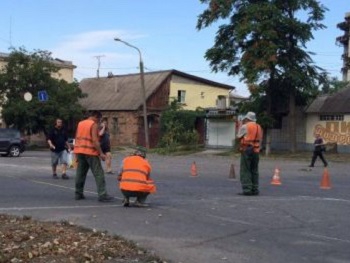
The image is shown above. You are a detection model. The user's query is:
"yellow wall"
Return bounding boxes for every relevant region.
[0,61,5,71]
[0,58,74,83]
[52,67,75,83]
[306,114,350,145]
[169,75,230,110]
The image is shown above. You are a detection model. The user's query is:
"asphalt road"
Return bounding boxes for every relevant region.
[1,150,350,263]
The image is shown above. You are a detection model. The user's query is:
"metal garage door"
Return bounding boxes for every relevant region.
[207,119,236,148]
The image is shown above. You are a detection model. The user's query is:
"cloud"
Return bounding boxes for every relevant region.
[50,30,148,80]
[53,30,146,53]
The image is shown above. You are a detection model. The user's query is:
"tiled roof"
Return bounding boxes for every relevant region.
[306,87,350,113]
[79,69,235,111]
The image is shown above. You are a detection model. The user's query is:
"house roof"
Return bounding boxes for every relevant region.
[79,69,235,111]
[305,95,330,113]
[229,92,248,100]
[0,52,76,69]
[306,87,350,114]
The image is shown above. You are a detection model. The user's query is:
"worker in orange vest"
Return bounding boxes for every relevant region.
[237,112,263,196]
[118,148,156,207]
[74,111,114,202]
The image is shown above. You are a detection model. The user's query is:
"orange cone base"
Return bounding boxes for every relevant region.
[271,180,282,185]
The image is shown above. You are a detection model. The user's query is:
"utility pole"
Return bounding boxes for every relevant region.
[93,55,105,78]
[114,38,150,149]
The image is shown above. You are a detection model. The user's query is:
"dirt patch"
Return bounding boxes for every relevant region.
[0,214,167,263]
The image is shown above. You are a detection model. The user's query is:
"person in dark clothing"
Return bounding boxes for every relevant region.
[99,119,113,174]
[47,118,71,179]
[309,133,328,167]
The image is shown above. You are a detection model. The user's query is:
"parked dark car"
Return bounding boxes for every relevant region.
[0,128,26,157]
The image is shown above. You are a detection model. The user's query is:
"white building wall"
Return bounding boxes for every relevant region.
[306,114,350,145]
[305,113,350,153]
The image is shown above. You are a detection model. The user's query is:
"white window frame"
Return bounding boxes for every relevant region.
[319,115,344,121]
[177,90,186,103]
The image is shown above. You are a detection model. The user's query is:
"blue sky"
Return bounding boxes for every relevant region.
[0,0,348,96]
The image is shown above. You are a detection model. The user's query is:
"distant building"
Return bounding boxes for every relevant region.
[0,52,76,83]
[336,12,350,82]
[0,52,76,128]
[229,92,248,105]
[79,69,236,148]
[305,88,350,153]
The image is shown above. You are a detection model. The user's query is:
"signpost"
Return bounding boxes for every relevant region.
[23,92,32,102]
[37,90,48,102]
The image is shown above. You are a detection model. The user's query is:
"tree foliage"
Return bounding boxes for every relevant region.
[319,75,349,95]
[197,0,328,152]
[158,100,203,150]
[0,48,85,136]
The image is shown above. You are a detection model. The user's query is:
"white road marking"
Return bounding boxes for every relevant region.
[303,233,350,244]
[0,174,123,212]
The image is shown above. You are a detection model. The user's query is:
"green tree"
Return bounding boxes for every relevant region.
[197,0,328,153]
[320,75,349,94]
[158,100,203,152]
[0,48,85,137]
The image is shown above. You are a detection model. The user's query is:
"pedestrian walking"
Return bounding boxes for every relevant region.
[309,133,328,167]
[236,112,263,196]
[47,118,71,179]
[74,111,114,202]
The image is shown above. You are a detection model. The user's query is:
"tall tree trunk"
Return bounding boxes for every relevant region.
[289,89,297,153]
[264,87,272,156]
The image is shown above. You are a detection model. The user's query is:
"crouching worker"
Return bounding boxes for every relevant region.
[118,148,156,207]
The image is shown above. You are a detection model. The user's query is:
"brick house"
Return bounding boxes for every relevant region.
[79,69,234,148]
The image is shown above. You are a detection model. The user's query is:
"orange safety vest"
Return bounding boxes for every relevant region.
[119,155,156,193]
[74,119,99,156]
[240,122,263,153]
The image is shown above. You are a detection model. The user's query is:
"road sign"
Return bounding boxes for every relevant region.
[24,92,33,102]
[38,90,48,102]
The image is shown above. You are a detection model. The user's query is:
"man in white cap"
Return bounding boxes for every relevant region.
[236,111,263,196]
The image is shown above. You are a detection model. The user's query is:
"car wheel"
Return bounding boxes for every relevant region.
[9,145,21,157]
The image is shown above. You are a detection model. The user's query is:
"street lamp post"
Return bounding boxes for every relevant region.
[114,38,150,149]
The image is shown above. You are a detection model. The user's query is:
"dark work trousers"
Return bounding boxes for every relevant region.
[310,150,328,167]
[240,152,260,194]
[75,154,108,197]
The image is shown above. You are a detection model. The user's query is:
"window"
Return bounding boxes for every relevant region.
[319,115,344,121]
[112,117,118,134]
[177,90,186,103]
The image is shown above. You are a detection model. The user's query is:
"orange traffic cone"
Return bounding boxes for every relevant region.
[320,168,331,189]
[229,163,236,179]
[271,167,282,185]
[191,161,198,176]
